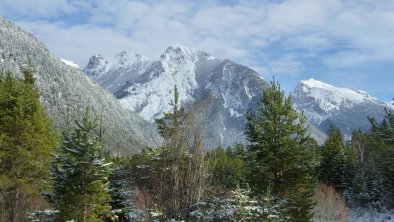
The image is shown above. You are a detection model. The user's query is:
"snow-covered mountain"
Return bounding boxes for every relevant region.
[0,17,162,154]
[292,79,392,139]
[84,45,271,147]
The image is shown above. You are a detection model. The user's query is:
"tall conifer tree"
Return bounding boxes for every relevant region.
[244,79,318,221]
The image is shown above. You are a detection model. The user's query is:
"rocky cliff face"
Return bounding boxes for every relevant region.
[0,17,162,154]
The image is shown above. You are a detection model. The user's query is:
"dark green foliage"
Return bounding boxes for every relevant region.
[318,127,356,193]
[47,110,112,222]
[211,146,246,189]
[244,79,318,221]
[368,108,394,208]
[0,68,59,221]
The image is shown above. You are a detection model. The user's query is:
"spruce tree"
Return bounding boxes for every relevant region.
[47,109,112,222]
[0,68,58,221]
[319,127,355,193]
[244,79,318,221]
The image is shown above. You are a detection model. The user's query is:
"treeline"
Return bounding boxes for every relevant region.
[0,68,393,222]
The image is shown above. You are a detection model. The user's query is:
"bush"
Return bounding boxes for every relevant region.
[313,183,349,222]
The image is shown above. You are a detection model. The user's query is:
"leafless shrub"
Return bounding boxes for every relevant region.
[314,183,349,222]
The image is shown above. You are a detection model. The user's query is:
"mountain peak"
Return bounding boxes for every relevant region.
[84,55,108,77]
[160,45,197,61]
[297,78,376,102]
[300,78,335,90]
[292,78,391,138]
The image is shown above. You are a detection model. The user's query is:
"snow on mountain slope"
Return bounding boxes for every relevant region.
[118,46,201,121]
[292,78,392,138]
[84,52,153,94]
[387,100,394,110]
[61,58,80,69]
[84,46,271,147]
[297,79,376,114]
[85,45,224,122]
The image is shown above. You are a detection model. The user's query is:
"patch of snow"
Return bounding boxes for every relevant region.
[61,58,80,69]
[349,209,394,222]
[387,101,394,110]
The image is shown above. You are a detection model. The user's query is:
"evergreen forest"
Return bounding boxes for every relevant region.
[1,69,393,222]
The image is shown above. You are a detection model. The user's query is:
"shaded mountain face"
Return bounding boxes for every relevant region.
[292,79,392,139]
[0,17,162,154]
[84,45,271,147]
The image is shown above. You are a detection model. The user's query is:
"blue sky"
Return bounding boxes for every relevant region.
[1,0,393,101]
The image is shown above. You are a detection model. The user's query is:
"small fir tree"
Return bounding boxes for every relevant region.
[46,109,112,222]
[244,78,318,221]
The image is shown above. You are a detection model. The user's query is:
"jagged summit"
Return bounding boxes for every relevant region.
[161,45,196,58]
[83,46,268,147]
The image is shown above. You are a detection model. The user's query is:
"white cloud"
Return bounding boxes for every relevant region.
[2,0,394,100]
[268,55,304,76]
[0,0,85,18]
[322,51,370,68]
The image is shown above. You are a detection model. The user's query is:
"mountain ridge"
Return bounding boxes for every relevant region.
[292,78,392,138]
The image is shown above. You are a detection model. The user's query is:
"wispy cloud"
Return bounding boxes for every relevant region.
[1,0,394,100]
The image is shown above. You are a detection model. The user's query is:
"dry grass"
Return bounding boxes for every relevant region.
[313,183,349,222]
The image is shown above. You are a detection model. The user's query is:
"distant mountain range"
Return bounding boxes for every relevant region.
[83,47,392,144]
[1,16,390,151]
[84,45,271,147]
[0,17,162,154]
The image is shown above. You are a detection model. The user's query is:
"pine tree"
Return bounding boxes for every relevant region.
[46,109,112,222]
[244,79,318,221]
[0,68,58,222]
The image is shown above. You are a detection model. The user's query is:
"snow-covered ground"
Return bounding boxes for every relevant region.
[350,209,394,222]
